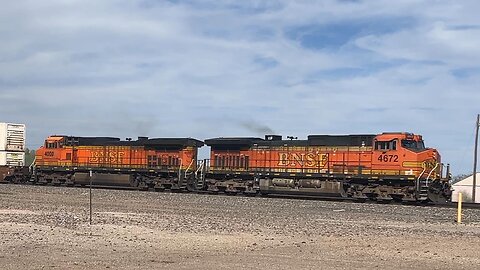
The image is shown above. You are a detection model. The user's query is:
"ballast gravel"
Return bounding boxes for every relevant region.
[0,184,479,270]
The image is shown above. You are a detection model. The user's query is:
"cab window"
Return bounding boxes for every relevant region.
[401,140,426,151]
[375,140,397,151]
[45,141,60,149]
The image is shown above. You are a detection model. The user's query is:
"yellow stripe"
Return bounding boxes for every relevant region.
[402,161,423,167]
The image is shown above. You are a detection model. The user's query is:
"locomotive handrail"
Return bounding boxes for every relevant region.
[195,160,204,177]
[426,162,439,185]
[29,157,36,169]
[185,159,194,178]
[29,157,37,176]
[416,163,427,192]
[178,158,182,182]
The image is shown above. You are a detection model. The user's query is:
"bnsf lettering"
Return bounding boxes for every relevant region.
[278,153,328,167]
[45,151,54,157]
[89,151,126,163]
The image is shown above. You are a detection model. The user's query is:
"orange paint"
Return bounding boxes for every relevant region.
[210,132,442,180]
[36,136,198,170]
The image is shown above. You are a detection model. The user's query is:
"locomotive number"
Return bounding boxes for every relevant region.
[377,154,398,162]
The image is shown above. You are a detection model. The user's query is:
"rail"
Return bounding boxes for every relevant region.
[3,180,479,209]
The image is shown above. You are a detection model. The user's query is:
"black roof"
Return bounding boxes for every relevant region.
[204,137,263,147]
[58,136,204,148]
[145,138,204,147]
[205,134,375,148]
[307,134,375,147]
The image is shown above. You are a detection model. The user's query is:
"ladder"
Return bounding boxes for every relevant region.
[417,179,429,201]
[417,162,439,201]
[416,164,428,201]
[194,160,206,190]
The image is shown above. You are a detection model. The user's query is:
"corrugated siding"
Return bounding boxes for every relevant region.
[0,123,26,152]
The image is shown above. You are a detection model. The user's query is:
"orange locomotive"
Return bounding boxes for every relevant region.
[35,136,204,190]
[205,132,451,202]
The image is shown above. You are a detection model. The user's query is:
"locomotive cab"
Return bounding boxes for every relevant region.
[44,137,63,149]
[35,136,66,164]
[373,133,441,180]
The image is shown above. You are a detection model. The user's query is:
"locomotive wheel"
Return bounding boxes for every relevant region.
[130,179,139,188]
[137,182,149,191]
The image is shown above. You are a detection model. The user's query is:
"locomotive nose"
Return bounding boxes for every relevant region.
[431,149,441,161]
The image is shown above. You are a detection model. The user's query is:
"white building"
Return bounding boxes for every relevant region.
[451,173,480,203]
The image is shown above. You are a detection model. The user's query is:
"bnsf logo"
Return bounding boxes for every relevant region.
[89,151,126,164]
[422,160,437,170]
[277,153,328,167]
[45,151,55,157]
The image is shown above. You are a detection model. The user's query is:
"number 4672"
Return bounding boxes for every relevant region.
[378,154,398,162]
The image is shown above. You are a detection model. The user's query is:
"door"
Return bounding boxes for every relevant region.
[372,139,401,175]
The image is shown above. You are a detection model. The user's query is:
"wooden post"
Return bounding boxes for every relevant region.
[89,170,92,225]
[457,192,463,224]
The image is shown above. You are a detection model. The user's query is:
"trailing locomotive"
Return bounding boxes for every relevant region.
[204,132,451,203]
[34,135,204,191]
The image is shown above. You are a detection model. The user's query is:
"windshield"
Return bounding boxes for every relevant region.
[401,140,426,151]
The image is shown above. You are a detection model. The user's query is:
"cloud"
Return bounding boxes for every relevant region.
[355,22,480,67]
[1,0,480,173]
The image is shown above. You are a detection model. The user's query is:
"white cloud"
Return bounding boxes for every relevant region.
[1,0,479,173]
[355,22,480,67]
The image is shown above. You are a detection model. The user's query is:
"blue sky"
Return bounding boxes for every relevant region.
[1,0,480,174]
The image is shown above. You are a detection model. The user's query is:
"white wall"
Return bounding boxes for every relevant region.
[452,173,480,203]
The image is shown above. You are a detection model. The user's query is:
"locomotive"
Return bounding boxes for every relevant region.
[2,132,451,203]
[204,132,451,203]
[34,135,204,191]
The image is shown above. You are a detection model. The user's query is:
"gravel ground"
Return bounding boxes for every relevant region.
[0,184,479,270]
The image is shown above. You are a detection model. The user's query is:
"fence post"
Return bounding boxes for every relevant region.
[457,192,463,224]
[89,170,92,225]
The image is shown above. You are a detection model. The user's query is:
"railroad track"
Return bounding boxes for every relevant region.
[257,193,480,209]
[2,180,479,209]
[428,201,480,209]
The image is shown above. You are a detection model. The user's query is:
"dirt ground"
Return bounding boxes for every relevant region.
[1,184,479,270]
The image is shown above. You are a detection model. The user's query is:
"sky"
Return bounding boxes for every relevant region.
[1,0,480,174]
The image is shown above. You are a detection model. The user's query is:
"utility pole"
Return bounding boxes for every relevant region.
[473,114,479,203]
